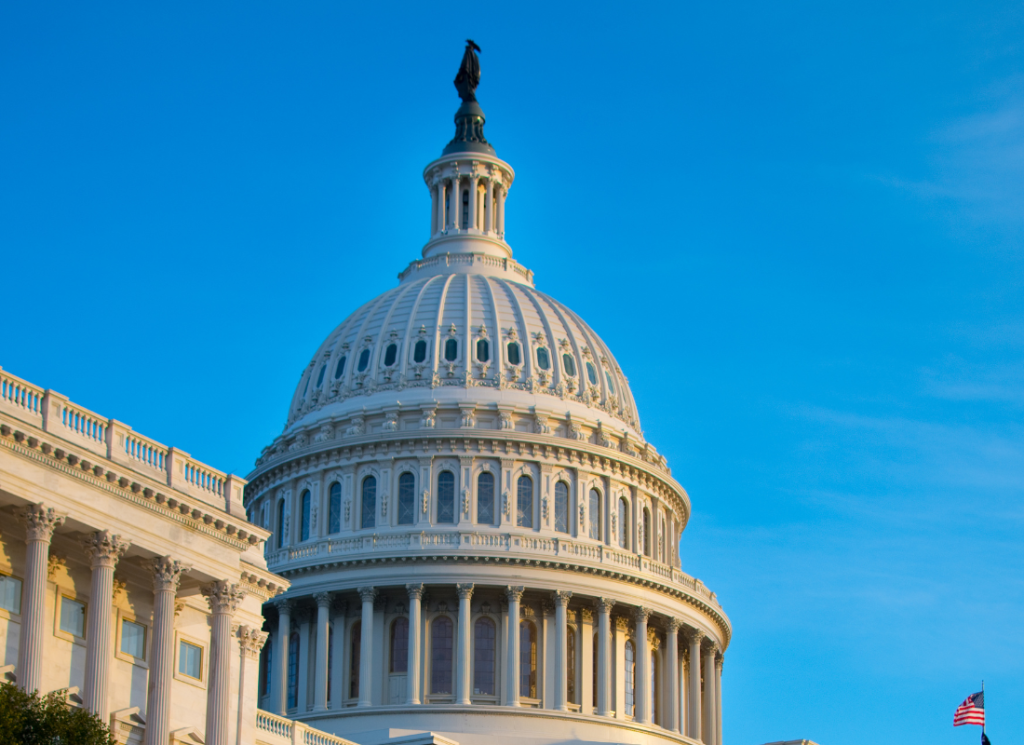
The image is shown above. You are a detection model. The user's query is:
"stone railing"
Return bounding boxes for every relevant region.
[268,529,720,607]
[0,365,244,515]
[256,709,360,745]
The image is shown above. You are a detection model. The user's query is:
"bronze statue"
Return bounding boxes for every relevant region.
[454,40,482,102]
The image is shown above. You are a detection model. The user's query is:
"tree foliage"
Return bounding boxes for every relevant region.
[0,682,116,745]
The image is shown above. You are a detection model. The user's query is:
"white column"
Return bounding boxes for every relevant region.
[313,593,331,712]
[431,182,439,235]
[633,607,650,724]
[236,626,268,745]
[406,584,424,704]
[273,600,292,714]
[497,187,507,236]
[666,619,681,733]
[449,177,460,231]
[554,591,571,711]
[688,631,703,741]
[703,644,717,745]
[357,587,376,707]
[83,530,130,720]
[596,598,613,716]
[456,583,474,705]
[505,585,523,706]
[145,557,189,745]
[330,605,347,710]
[716,652,723,745]
[484,179,493,233]
[202,581,246,745]
[468,175,479,230]
[17,504,64,693]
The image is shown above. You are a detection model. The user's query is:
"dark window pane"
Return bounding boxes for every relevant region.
[618,499,629,548]
[519,621,537,698]
[414,340,428,363]
[605,370,615,394]
[536,348,550,370]
[624,640,634,716]
[477,339,489,362]
[316,365,327,387]
[586,362,597,385]
[507,342,521,365]
[431,617,454,694]
[477,472,494,524]
[335,356,347,379]
[398,473,416,525]
[358,349,371,372]
[277,500,286,549]
[445,339,458,362]
[349,623,361,698]
[384,344,397,367]
[437,471,455,524]
[300,489,311,541]
[288,632,300,708]
[588,489,601,540]
[567,627,577,704]
[517,476,533,528]
[562,354,576,377]
[391,618,409,673]
[361,476,376,529]
[329,483,342,533]
[554,481,569,534]
[473,618,496,695]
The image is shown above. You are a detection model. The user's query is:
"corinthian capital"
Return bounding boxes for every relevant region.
[505,585,524,602]
[358,586,377,603]
[689,629,705,647]
[633,606,652,624]
[554,590,572,607]
[314,592,332,609]
[406,583,425,600]
[457,583,475,600]
[21,503,66,542]
[152,556,191,592]
[237,625,269,659]
[83,530,130,569]
[202,580,246,615]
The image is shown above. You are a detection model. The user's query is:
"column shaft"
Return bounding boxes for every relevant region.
[407,585,423,704]
[484,180,493,232]
[450,178,460,231]
[17,505,64,693]
[666,621,680,732]
[83,531,130,720]
[202,581,245,745]
[358,587,376,707]
[457,584,474,705]
[554,591,571,711]
[716,655,723,745]
[703,647,717,745]
[634,608,650,724]
[505,586,523,707]
[596,600,612,716]
[468,176,479,230]
[144,558,188,745]
[274,601,292,714]
[313,594,331,712]
[688,633,703,741]
[431,184,439,235]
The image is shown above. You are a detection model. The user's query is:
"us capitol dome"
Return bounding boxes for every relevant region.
[245,42,730,745]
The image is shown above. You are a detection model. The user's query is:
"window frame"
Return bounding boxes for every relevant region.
[554,480,570,534]
[588,488,602,541]
[173,631,208,688]
[471,615,499,701]
[397,471,416,526]
[506,341,522,366]
[516,474,534,529]
[390,616,410,674]
[428,615,456,700]
[300,489,312,542]
[535,347,551,370]
[476,338,490,363]
[115,609,149,667]
[0,570,23,620]
[383,343,399,367]
[54,588,87,645]
[328,482,342,534]
[476,471,495,525]
[361,475,377,530]
[444,338,459,362]
[436,470,456,525]
[413,339,429,364]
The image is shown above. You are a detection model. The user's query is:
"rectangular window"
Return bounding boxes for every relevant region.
[179,640,203,680]
[0,575,22,614]
[121,619,146,659]
[60,597,86,638]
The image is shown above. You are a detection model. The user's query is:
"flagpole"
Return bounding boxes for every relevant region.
[982,680,985,738]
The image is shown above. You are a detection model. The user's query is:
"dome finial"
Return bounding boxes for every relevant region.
[443,41,494,156]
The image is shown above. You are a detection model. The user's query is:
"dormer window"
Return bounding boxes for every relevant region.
[477,339,490,362]
[536,347,551,370]
[335,356,347,379]
[383,344,398,367]
[444,339,458,362]
[507,342,521,365]
[414,340,428,363]
[358,349,371,372]
[586,362,597,385]
[562,354,576,377]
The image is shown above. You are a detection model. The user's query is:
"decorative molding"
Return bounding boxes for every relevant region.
[83,530,130,569]
[201,580,246,615]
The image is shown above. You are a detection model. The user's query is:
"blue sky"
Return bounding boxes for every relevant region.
[2,2,1022,744]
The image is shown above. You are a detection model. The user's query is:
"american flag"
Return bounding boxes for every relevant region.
[954,691,985,727]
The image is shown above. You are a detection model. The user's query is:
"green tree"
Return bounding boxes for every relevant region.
[0,682,116,745]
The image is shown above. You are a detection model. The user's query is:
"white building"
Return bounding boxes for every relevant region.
[243,43,730,745]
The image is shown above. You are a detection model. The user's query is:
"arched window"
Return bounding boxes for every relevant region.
[444,338,458,362]
[605,370,616,394]
[328,483,342,534]
[562,353,576,377]
[651,651,659,725]
[316,364,327,387]
[437,471,455,524]
[431,617,454,694]
[624,640,635,717]
[259,637,272,696]
[361,476,376,529]
[618,498,629,549]
[554,481,569,534]
[566,625,577,704]
[516,475,533,528]
[473,618,496,695]
[414,340,428,363]
[477,339,489,362]
[588,489,601,540]
[300,489,311,542]
[536,347,550,370]
[506,342,521,365]
[287,631,300,709]
[277,499,287,549]
[334,356,346,379]
[519,620,537,698]
[349,622,361,699]
[391,617,409,673]
[477,472,495,524]
[586,362,598,386]
[383,343,398,367]
[398,472,415,525]
[357,349,371,372]
[642,508,651,556]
